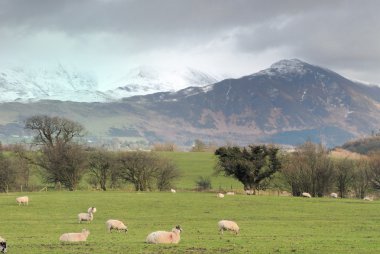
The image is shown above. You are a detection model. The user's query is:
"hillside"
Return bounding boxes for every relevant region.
[340,136,380,155]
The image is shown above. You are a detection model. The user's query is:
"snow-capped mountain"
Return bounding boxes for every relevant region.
[0,65,222,102]
[0,64,110,102]
[104,66,222,99]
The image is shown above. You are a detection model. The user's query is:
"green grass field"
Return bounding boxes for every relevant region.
[1,191,380,253]
[159,152,242,191]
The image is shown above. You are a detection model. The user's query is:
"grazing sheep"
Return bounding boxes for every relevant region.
[59,229,90,242]
[363,196,374,201]
[330,192,338,198]
[16,196,29,206]
[78,211,94,223]
[170,189,176,193]
[106,219,128,233]
[146,225,182,244]
[87,207,97,214]
[226,192,235,195]
[217,193,224,198]
[245,190,254,195]
[0,236,7,253]
[302,192,312,198]
[218,220,239,235]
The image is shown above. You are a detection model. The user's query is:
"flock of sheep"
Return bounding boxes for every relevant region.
[4,189,372,253]
[0,193,240,253]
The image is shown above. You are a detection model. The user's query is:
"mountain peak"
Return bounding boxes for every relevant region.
[249,58,311,78]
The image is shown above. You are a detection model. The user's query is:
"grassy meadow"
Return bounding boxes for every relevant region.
[159,152,242,191]
[0,191,380,253]
[0,151,379,253]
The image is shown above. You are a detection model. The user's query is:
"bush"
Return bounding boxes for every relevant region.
[195,176,212,191]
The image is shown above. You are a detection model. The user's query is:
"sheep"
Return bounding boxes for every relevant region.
[218,220,239,235]
[0,236,7,253]
[245,190,254,195]
[217,193,224,198]
[106,219,128,233]
[146,225,182,244]
[59,229,90,242]
[16,196,29,206]
[302,192,312,198]
[330,192,338,198]
[170,189,176,193]
[78,211,94,223]
[226,191,235,195]
[363,196,374,201]
[87,207,97,214]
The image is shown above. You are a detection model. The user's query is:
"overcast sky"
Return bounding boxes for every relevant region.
[1,0,380,88]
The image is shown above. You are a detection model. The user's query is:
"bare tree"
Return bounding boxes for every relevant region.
[156,159,180,191]
[368,152,380,190]
[282,142,334,197]
[118,151,180,191]
[25,115,87,190]
[334,158,355,198]
[352,159,372,198]
[88,149,115,191]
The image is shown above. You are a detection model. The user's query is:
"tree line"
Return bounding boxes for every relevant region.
[1,115,380,198]
[0,115,180,192]
[215,141,380,198]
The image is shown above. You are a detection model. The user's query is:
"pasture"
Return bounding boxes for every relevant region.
[0,191,380,253]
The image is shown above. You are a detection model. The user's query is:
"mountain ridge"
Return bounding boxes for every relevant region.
[1,59,379,148]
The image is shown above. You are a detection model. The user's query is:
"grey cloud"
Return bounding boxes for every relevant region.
[1,0,380,84]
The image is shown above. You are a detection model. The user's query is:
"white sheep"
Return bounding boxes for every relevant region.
[170,189,176,193]
[217,193,224,198]
[245,190,254,195]
[330,192,338,198]
[106,219,128,233]
[146,225,182,244]
[78,211,94,223]
[363,196,374,201]
[0,236,7,253]
[218,220,239,235]
[87,207,97,214]
[16,196,29,206]
[59,229,90,242]
[226,192,235,195]
[302,192,312,198]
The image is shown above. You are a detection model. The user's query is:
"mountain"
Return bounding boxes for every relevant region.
[0,59,379,148]
[0,65,111,102]
[124,59,380,147]
[0,65,222,102]
[105,66,221,99]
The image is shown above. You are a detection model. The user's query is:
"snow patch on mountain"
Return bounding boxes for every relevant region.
[104,66,221,100]
[0,64,223,103]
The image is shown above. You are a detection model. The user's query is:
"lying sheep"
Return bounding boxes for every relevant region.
[16,196,29,206]
[302,192,312,198]
[171,189,176,193]
[87,207,97,214]
[363,196,374,201]
[106,219,128,233]
[146,225,182,244]
[245,190,254,195]
[330,192,338,198]
[217,193,224,198]
[226,192,235,195]
[78,211,94,223]
[0,236,7,253]
[59,229,90,242]
[218,220,239,235]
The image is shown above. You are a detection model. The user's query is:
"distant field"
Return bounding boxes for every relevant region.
[159,152,243,191]
[0,191,379,253]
